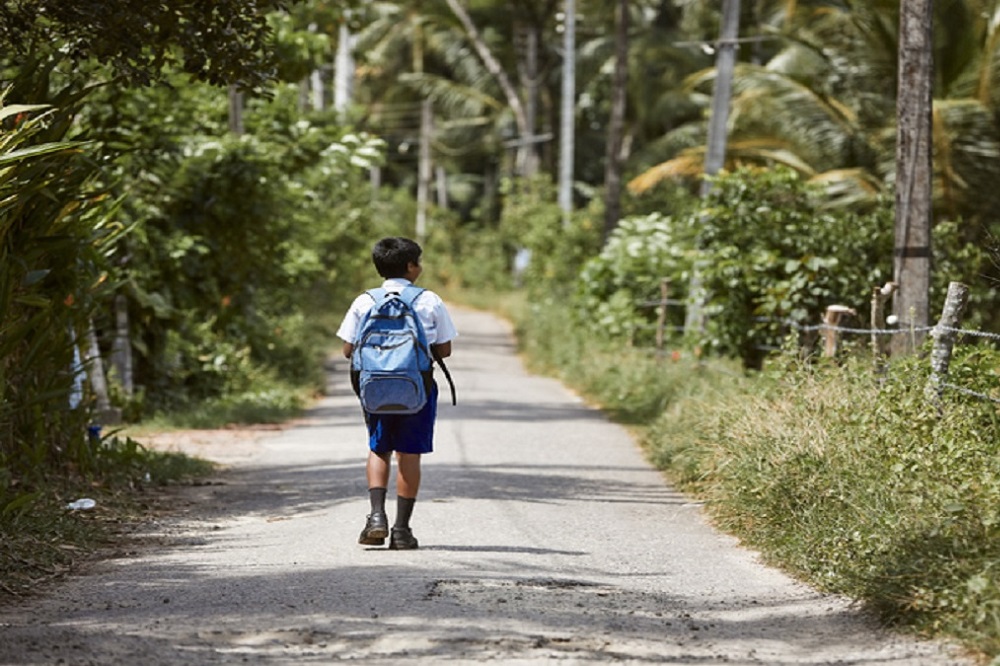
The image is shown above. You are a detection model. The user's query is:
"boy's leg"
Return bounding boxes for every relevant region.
[367,450,391,489]
[395,452,421,498]
[390,453,421,550]
[359,451,391,545]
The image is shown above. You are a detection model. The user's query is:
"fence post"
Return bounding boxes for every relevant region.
[655,279,670,352]
[870,281,897,372]
[822,305,856,357]
[924,281,969,407]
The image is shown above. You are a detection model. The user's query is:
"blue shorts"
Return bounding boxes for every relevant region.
[365,383,438,455]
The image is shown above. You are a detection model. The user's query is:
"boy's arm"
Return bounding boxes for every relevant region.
[431,341,452,359]
[342,342,354,358]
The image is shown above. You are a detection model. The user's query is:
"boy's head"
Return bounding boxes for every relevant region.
[372,237,422,279]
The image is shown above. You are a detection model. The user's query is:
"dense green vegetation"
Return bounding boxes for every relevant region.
[448,162,997,657]
[509,293,1000,659]
[3,0,1000,660]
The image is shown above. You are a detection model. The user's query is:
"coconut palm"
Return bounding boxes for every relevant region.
[629,0,1000,227]
[628,0,899,207]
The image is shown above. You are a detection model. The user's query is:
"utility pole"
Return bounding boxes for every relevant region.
[334,16,355,113]
[522,25,541,178]
[309,23,325,111]
[228,85,244,135]
[416,100,432,244]
[893,0,934,354]
[602,0,630,241]
[701,0,740,196]
[686,0,740,334]
[558,0,576,224]
[413,11,431,244]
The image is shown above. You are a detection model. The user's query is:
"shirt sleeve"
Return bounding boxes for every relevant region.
[335,294,372,343]
[417,291,458,346]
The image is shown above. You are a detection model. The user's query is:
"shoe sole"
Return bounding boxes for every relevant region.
[388,531,419,550]
[358,513,389,545]
[358,525,388,545]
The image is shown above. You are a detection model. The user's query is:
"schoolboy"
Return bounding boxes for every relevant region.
[336,237,457,550]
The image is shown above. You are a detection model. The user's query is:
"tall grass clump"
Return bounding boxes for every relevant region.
[647,349,1000,657]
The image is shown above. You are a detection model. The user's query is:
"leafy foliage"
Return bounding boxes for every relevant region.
[578,167,895,368]
[693,168,894,367]
[577,212,695,341]
[0,96,121,482]
[104,81,390,411]
[0,0,303,89]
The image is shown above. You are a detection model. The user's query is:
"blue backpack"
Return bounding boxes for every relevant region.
[350,286,455,414]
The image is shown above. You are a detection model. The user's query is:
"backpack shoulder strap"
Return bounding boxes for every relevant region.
[398,285,425,307]
[366,287,388,303]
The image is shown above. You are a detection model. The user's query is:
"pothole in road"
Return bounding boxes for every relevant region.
[426,578,705,634]
[427,577,608,599]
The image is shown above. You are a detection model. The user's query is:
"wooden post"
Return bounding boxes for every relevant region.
[822,305,856,358]
[925,281,969,407]
[655,279,670,352]
[870,282,897,370]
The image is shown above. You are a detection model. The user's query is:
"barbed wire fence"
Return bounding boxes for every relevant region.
[633,279,1000,408]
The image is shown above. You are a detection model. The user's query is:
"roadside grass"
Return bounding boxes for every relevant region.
[494,288,1000,661]
[651,353,1000,659]
[0,435,216,602]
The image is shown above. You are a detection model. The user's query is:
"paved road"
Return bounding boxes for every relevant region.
[0,307,973,664]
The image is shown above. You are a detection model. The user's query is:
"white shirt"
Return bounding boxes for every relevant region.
[336,278,458,346]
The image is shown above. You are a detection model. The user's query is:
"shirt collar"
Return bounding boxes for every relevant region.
[382,278,413,292]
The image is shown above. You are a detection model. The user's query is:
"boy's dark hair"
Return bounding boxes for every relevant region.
[372,237,422,279]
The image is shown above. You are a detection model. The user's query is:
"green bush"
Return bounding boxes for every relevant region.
[692,167,894,368]
[577,212,695,342]
[569,167,897,369]
[112,85,394,413]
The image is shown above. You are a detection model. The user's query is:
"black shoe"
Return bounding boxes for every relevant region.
[388,527,419,550]
[358,512,389,545]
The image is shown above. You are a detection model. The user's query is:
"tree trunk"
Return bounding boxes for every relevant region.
[309,23,325,111]
[892,0,934,355]
[436,165,449,208]
[602,0,630,241]
[445,0,531,172]
[85,322,110,413]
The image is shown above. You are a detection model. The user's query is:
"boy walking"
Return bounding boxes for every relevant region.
[336,237,457,550]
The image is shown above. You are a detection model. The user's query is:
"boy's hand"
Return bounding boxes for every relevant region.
[431,341,452,359]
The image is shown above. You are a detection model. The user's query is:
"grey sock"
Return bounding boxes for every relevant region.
[369,487,387,515]
[394,496,416,529]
